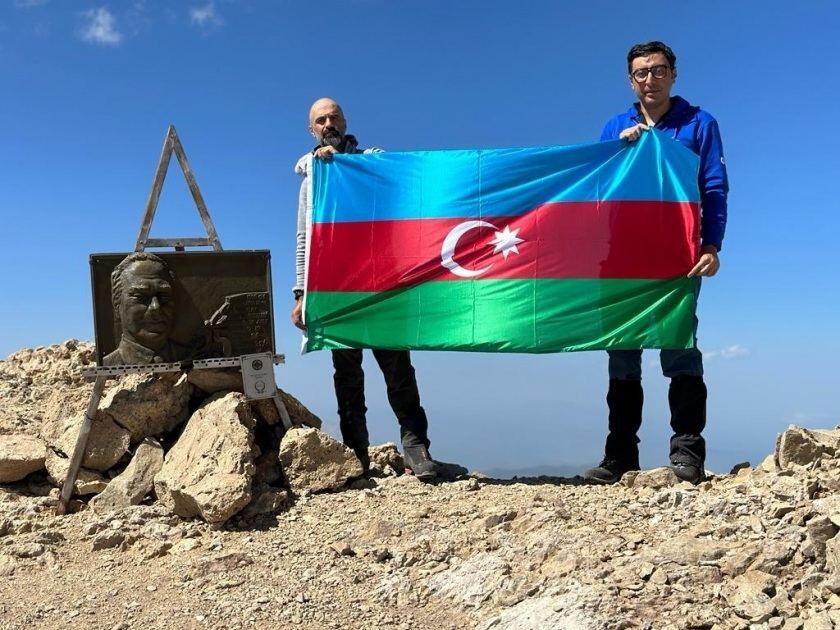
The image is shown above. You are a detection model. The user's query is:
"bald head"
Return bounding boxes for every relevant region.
[308,97,347,148]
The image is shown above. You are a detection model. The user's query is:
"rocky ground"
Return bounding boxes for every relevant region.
[1,342,840,629]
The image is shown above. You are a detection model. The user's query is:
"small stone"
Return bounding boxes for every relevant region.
[330,541,355,557]
[650,567,669,585]
[91,530,126,551]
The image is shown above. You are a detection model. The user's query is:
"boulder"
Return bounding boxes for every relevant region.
[100,372,190,443]
[251,390,322,429]
[369,442,404,474]
[722,570,777,623]
[628,467,681,489]
[279,427,363,493]
[425,552,511,607]
[186,368,243,395]
[44,449,108,495]
[0,434,47,482]
[89,438,164,514]
[813,495,840,528]
[154,392,256,523]
[45,408,130,472]
[776,426,840,469]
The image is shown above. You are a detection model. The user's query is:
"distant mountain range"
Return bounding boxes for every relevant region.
[478,463,594,480]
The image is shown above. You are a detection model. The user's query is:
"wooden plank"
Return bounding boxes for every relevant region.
[169,127,223,252]
[56,376,108,514]
[144,237,214,248]
[135,126,175,252]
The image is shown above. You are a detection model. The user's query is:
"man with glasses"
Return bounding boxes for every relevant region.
[584,41,729,485]
[291,97,440,481]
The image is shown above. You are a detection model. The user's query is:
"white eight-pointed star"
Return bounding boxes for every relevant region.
[489,225,525,260]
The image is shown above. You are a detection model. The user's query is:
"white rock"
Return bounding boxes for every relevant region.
[90,438,164,513]
[154,392,256,523]
[279,427,363,494]
[0,434,47,482]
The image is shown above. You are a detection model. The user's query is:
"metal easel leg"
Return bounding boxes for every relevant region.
[57,376,108,515]
[273,394,293,430]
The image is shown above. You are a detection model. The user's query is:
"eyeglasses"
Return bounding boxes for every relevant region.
[631,64,671,81]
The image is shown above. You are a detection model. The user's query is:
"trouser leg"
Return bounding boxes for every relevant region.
[604,377,643,469]
[603,349,644,468]
[667,374,707,466]
[331,349,369,452]
[372,349,430,449]
[661,337,706,466]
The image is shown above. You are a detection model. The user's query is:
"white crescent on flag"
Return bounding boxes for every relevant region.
[440,221,526,278]
[440,220,498,278]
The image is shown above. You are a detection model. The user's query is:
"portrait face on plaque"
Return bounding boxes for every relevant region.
[90,251,275,367]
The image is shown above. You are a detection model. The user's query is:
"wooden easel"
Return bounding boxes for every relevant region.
[58,126,288,514]
[135,125,222,252]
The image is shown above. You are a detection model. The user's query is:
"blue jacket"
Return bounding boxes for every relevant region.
[601,96,729,251]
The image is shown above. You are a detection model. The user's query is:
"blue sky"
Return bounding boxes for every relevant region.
[2,0,838,476]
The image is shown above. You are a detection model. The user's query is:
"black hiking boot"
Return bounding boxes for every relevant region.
[669,462,704,484]
[583,458,636,484]
[402,443,438,481]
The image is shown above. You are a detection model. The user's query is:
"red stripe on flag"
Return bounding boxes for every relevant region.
[307,201,699,292]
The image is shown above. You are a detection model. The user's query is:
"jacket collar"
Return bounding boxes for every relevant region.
[628,95,692,126]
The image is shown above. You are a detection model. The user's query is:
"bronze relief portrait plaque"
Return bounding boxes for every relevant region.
[90,251,274,367]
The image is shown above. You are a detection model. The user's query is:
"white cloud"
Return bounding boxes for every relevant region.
[703,344,750,361]
[190,2,223,27]
[80,7,122,46]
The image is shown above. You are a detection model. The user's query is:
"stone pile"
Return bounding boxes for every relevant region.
[3,341,840,628]
[0,341,396,523]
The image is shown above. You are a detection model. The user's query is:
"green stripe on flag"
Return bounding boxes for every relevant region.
[304,278,697,353]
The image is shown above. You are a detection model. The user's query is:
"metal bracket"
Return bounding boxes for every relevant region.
[80,354,285,379]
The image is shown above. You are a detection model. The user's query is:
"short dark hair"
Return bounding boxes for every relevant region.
[111,252,174,315]
[627,41,677,74]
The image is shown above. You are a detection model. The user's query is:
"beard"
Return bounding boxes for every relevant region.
[321,127,345,149]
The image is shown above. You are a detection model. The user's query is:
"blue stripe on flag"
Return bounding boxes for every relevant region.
[312,129,700,224]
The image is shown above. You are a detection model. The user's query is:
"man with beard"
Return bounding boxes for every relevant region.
[291,97,439,480]
[583,41,729,485]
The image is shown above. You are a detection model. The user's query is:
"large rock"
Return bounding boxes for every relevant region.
[45,407,130,472]
[627,467,681,489]
[776,426,840,469]
[425,552,511,607]
[187,370,321,429]
[813,495,840,527]
[89,438,164,514]
[154,392,256,523]
[100,372,190,443]
[369,442,404,473]
[251,390,322,429]
[279,427,363,493]
[44,449,108,495]
[186,368,243,395]
[0,434,47,482]
[721,570,777,622]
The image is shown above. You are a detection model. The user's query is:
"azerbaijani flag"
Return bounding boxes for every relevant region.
[302,129,700,353]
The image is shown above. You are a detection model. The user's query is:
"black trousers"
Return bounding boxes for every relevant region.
[331,349,430,451]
